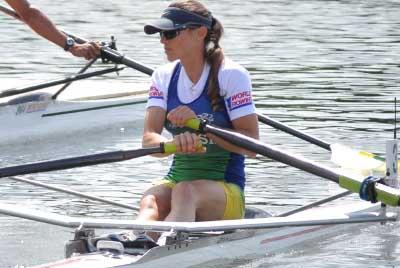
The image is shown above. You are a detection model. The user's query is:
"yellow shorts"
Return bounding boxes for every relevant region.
[153,179,245,220]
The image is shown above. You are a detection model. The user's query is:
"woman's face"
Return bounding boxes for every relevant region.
[160,27,206,61]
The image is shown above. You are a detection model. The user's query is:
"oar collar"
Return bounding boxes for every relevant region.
[144,7,213,34]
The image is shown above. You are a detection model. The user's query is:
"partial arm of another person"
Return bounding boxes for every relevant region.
[6,0,99,59]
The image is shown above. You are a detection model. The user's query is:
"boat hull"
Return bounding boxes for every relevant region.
[31,201,389,268]
[1,94,147,145]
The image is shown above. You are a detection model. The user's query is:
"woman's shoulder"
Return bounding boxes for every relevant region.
[218,57,251,93]
[154,60,180,76]
[151,60,180,86]
[219,57,250,77]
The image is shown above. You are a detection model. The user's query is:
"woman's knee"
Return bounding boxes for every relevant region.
[172,181,196,200]
[140,194,157,209]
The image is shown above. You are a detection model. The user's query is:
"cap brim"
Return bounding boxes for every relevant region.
[144,18,180,34]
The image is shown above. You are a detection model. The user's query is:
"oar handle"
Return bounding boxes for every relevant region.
[163,139,205,153]
[164,142,177,154]
[184,118,204,132]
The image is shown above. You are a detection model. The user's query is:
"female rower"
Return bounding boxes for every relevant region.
[138,0,259,244]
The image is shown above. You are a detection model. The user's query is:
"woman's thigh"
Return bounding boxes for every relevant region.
[186,180,227,221]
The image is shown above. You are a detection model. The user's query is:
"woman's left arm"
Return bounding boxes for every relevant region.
[207,113,259,157]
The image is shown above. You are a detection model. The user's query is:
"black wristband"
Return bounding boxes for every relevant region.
[159,142,165,153]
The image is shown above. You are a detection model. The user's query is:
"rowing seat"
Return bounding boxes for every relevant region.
[7,92,52,105]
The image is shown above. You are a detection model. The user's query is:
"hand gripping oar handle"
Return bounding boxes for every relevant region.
[185,118,400,206]
[0,143,178,178]
[62,34,154,76]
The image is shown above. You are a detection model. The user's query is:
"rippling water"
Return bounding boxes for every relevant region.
[1,0,400,267]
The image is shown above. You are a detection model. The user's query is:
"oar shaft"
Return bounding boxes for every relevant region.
[0,4,21,20]
[278,190,352,217]
[204,124,340,183]
[186,119,400,206]
[9,176,139,211]
[52,57,98,100]
[100,47,154,76]
[0,146,162,178]
[257,113,331,151]
[0,67,123,98]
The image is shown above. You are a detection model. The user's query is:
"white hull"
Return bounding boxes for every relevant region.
[30,201,392,268]
[0,90,147,145]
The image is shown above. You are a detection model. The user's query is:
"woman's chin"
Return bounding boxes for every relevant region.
[165,53,177,62]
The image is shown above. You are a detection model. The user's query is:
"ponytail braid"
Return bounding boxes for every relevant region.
[205,17,224,111]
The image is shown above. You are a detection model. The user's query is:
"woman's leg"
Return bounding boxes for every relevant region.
[164,179,227,222]
[137,184,172,221]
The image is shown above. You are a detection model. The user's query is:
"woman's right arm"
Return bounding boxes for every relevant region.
[142,106,168,148]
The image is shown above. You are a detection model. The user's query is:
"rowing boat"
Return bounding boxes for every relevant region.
[0,3,154,147]
[0,118,399,268]
[0,80,148,145]
[0,200,394,268]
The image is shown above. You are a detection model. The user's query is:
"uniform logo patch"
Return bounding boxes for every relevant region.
[226,91,252,111]
[148,86,164,99]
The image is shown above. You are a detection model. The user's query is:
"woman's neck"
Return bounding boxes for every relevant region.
[180,53,205,85]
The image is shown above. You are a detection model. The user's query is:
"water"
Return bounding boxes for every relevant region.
[1,0,400,267]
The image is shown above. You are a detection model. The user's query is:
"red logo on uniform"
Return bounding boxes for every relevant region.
[226,91,252,111]
[149,86,164,99]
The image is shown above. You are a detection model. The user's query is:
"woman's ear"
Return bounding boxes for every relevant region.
[196,26,208,40]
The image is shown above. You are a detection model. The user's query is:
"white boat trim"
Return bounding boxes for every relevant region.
[0,202,396,232]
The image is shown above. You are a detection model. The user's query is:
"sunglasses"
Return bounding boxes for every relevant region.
[159,30,181,40]
[159,26,201,40]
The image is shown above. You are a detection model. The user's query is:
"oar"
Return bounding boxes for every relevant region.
[0,143,177,178]
[9,176,139,211]
[185,118,400,206]
[257,112,390,173]
[0,4,154,76]
[52,57,99,100]
[257,113,330,151]
[0,4,21,20]
[0,67,123,99]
